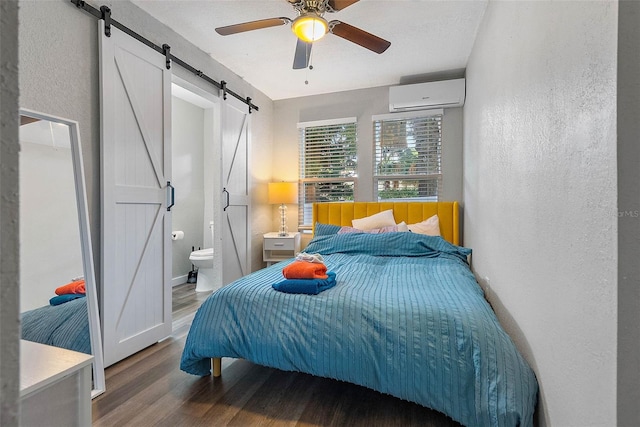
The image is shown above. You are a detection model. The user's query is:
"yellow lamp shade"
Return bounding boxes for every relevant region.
[268,182,298,205]
[292,14,328,43]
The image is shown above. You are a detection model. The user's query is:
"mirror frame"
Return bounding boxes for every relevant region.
[19,108,105,398]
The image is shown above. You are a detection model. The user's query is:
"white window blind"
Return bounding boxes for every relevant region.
[298,118,357,229]
[373,113,442,201]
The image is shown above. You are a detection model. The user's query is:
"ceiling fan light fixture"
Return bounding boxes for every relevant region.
[292,13,328,42]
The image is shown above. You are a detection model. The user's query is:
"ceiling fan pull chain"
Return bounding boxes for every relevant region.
[305,46,314,85]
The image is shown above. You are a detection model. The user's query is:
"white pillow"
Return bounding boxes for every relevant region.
[396,221,409,232]
[408,215,441,236]
[352,209,396,230]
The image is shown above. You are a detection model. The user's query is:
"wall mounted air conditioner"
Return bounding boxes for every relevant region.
[389,78,466,112]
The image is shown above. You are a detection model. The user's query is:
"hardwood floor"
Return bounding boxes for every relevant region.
[92,283,462,426]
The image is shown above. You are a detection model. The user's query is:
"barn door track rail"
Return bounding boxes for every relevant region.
[71,0,259,113]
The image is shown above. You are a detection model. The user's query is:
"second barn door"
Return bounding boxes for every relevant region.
[221,96,251,285]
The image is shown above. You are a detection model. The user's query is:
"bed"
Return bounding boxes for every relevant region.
[21,297,91,355]
[180,201,538,426]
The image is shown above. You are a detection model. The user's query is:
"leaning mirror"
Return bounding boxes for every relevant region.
[18,109,105,398]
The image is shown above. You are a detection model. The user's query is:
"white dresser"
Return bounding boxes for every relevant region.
[20,340,93,427]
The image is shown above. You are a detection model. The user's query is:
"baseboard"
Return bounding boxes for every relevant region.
[172,274,189,287]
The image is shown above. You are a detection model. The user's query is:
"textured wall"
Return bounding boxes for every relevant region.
[463,2,617,426]
[617,1,640,425]
[0,1,20,425]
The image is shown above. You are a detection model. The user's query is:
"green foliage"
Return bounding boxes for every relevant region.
[303,124,357,179]
[378,188,419,199]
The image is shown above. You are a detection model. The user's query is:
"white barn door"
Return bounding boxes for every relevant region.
[99,22,172,367]
[221,97,251,284]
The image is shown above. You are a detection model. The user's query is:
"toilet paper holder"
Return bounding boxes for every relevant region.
[171,231,184,241]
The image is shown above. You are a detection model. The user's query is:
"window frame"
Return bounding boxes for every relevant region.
[297,117,358,231]
[371,109,444,202]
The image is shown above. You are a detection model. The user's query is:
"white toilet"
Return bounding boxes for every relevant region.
[189,221,215,292]
[189,248,214,292]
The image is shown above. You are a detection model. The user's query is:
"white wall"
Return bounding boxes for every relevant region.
[171,96,205,283]
[463,2,618,426]
[273,86,464,241]
[19,140,83,311]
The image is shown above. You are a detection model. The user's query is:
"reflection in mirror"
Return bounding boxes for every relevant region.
[18,109,105,398]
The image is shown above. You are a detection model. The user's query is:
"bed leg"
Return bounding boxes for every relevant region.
[212,357,221,377]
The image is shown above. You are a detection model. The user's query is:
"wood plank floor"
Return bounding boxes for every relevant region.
[92,283,462,426]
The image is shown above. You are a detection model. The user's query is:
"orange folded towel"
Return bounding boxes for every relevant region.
[55,279,86,296]
[282,260,328,280]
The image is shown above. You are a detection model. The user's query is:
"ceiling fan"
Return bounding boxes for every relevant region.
[215,0,391,70]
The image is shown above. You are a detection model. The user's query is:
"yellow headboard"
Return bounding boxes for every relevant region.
[312,201,460,245]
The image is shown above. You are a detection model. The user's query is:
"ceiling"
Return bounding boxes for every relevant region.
[132,0,488,101]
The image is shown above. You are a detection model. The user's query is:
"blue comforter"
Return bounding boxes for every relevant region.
[181,233,538,426]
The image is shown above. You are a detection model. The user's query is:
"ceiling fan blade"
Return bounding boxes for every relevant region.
[329,20,390,54]
[215,17,291,36]
[293,39,312,69]
[327,0,360,12]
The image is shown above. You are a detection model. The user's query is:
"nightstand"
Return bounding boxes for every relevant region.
[263,232,301,266]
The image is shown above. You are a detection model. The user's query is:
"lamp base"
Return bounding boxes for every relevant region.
[278,203,288,236]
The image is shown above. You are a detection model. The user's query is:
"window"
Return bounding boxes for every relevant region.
[298,118,357,229]
[373,110,442,201]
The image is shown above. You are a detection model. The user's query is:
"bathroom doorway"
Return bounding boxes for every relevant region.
[170,80,220,291]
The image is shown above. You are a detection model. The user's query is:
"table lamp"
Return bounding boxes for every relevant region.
[268,182,298,236]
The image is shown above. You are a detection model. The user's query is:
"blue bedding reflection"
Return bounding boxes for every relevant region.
[21,297,90,354]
